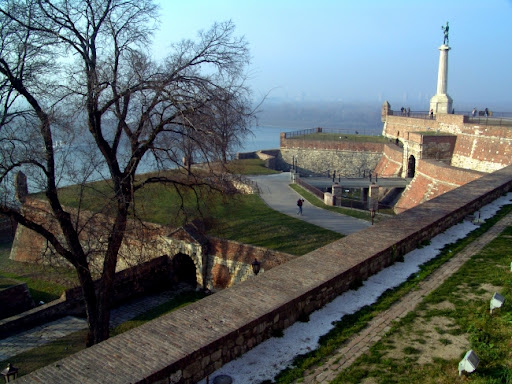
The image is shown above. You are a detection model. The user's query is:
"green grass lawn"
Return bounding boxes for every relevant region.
[270,203,512,384]
[0,242,77,304]
[1,159,340,307]
[3,160,512,382]
[0,159,342,377]
[54,160,341,255]
[333,224,512,384]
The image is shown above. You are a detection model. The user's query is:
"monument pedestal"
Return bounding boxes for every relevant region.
[430,44,453,115]
[430,93,453,114]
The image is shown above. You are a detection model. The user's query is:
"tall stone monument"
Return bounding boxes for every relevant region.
[430,22,453,115]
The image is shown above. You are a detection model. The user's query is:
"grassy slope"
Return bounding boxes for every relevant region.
[271,204,512,384]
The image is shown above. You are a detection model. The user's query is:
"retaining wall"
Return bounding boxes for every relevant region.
[374,144,403,177]
[0,256,171,339]
[394,159,485,214]
[15,165,512,384]
[278,134,384,176]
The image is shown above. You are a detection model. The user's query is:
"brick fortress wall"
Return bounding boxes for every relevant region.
[374,143,403,177]
[4,197,295,336]
[383,113,512,173]
[394,159,484,213]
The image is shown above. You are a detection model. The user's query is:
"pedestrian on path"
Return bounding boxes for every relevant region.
[297,198,304,215]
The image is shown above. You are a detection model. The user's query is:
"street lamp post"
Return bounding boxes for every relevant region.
[251,258,261,275]
[1,363,18,383]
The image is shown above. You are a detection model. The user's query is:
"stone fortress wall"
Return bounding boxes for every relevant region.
[277,133,384,177]
[266,109,512,214]
[9,105,512,382]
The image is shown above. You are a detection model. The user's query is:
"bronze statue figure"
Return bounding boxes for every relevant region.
[441,22,449,45]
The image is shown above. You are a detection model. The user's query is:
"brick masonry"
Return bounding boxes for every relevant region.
[14,165,512,384]
[10,201,294,292]
[374,144,403,177]
[382,113,512,173]
[394,159,484,214]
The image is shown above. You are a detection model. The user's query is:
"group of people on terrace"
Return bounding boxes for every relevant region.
[472,107,490,117]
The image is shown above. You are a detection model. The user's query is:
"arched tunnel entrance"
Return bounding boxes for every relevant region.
[171,253,198,288]
[407,155,416,178]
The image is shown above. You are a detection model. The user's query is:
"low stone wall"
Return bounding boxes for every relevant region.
[0,256,171,339]
[0,282,35,320]
[235,149,280,170]
[9,199,169,271]
[16,165,512,384]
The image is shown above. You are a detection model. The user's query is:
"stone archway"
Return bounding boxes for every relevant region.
[407,155,416,178]
[171,253,198,287]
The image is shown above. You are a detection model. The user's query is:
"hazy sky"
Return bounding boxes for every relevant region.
[152,0,512,109]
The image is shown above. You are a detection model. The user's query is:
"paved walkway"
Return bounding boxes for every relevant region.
[249,172,370,235]
[296,210,512,383]
[0,288,190,361]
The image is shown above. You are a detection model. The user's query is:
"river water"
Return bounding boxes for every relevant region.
[236,125,297,153]
[14,126,296,193]
[18,125,369,192]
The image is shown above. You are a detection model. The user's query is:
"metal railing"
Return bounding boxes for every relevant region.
[390,110,430,118]
[284,127,380,139]
[389,110,512,126]
[295,177,324,200]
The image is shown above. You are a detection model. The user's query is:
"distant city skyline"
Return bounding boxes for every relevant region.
[152,0,512,110]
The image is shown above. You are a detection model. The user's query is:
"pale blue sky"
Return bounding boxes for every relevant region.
[152,0,512,109]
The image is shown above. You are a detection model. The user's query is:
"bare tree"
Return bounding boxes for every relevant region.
[0,0,253,345]
[207,87,255,164]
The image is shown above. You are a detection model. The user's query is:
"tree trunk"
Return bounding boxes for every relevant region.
[76,263,99,347]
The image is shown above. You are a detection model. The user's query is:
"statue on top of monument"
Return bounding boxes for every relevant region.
[441,21,449,45]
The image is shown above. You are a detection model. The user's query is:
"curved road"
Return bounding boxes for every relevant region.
[249,172,371,235]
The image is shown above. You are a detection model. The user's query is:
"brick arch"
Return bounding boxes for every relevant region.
[170,253,198,287]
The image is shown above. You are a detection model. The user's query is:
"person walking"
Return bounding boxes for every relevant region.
[297,198,304,215]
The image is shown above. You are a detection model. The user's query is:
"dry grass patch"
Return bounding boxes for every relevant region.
[453,282,504,303]
[382,315,469,365]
